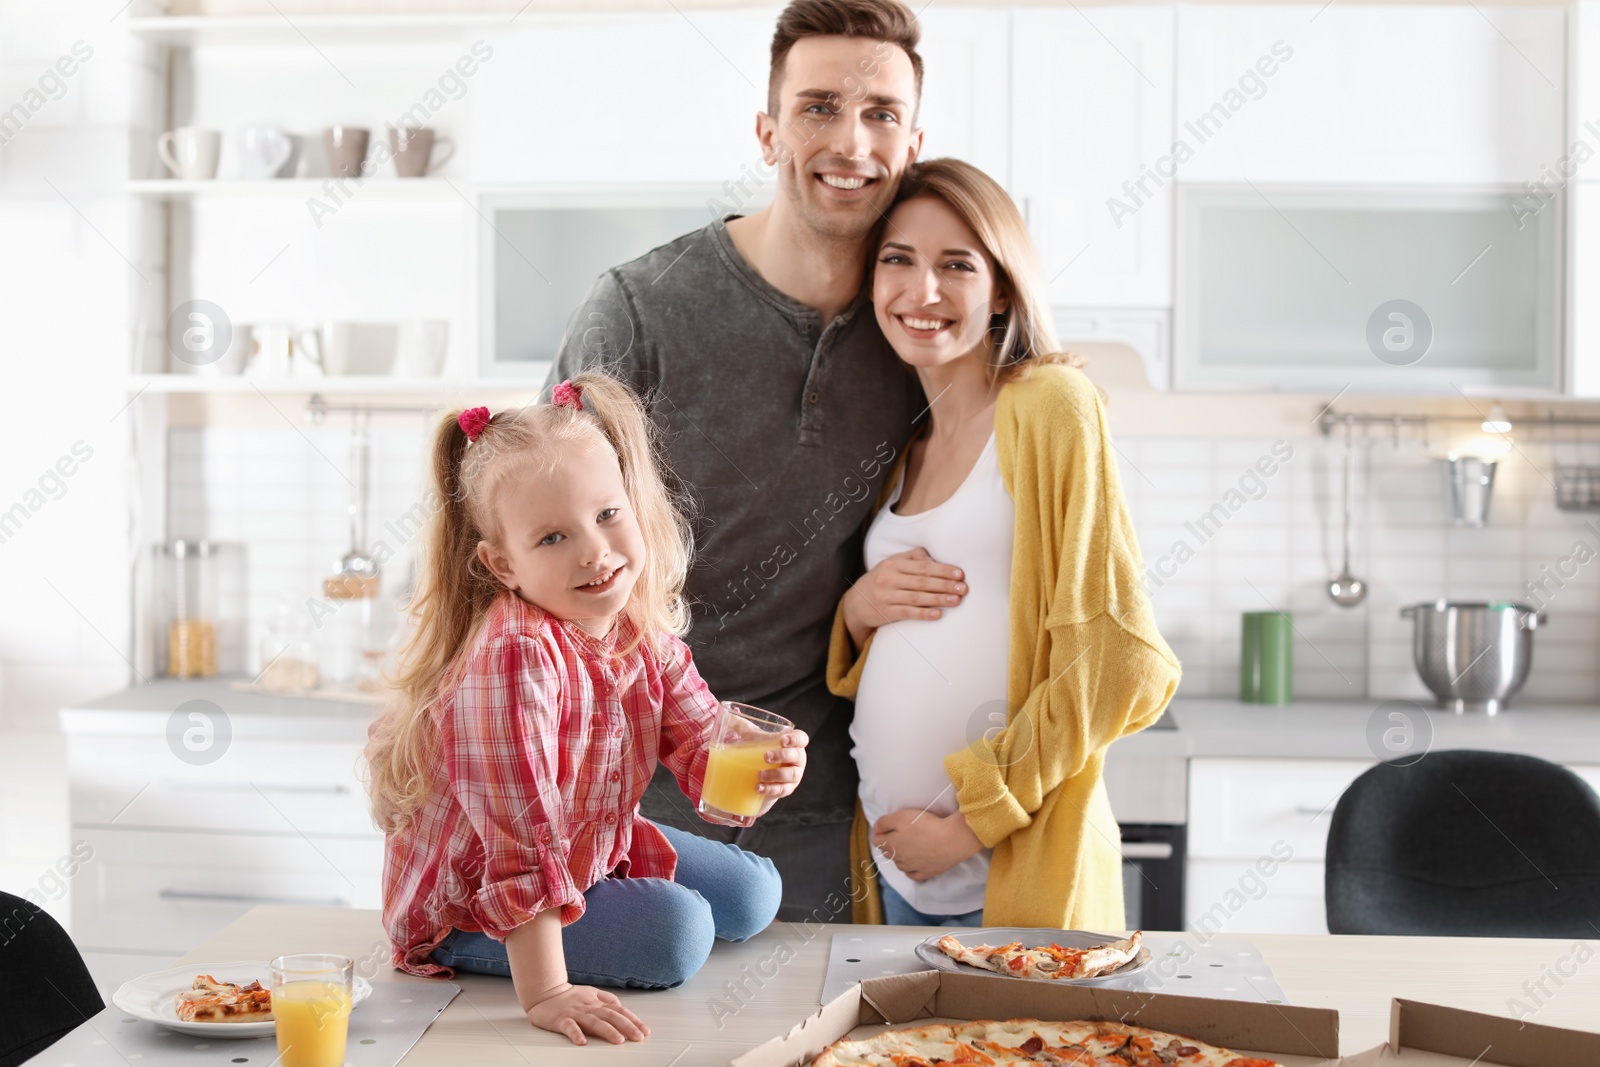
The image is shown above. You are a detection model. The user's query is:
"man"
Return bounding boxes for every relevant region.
[546,0,933,923]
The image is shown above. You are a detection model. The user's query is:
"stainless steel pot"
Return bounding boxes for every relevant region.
[1400,600,1544,715]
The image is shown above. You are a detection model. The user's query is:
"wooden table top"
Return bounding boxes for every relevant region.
[173,907,1600,1065]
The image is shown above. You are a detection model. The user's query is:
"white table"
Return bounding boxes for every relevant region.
[115,905,1600,1065]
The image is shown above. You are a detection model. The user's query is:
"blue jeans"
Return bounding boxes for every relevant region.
[879,879,985,927]
[430,823,782,989]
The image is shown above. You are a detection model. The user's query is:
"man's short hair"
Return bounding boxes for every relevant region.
[767,0,923,117]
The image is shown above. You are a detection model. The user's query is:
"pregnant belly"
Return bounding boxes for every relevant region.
[852,616,1009,817]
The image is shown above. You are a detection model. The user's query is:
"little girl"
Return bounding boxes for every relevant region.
[364,372,806,1046]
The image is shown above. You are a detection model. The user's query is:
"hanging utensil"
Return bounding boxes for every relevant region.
[1329,416,1368,607]
[337,412,379,586]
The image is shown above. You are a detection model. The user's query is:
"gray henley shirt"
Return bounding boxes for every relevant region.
[545,216,924,826]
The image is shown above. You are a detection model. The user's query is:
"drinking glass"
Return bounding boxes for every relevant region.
[698,701,792,828]
[270,953,353,1067]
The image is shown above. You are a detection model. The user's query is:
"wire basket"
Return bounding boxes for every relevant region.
[1555,462,1600,511]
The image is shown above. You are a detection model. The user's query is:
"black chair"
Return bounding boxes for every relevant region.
[1325,750,1600,937]
[0,891,104,1067]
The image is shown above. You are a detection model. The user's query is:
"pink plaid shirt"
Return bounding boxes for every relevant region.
[381,591,719,977]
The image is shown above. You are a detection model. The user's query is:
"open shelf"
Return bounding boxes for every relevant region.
[126,178,462,200]
[127,13,517,47]
[126,374,547,394]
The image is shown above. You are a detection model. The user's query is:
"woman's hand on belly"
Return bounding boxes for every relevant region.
[842,547,968,650]
[871,808,984,882]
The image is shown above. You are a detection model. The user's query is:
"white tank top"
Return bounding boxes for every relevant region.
[851,431,1014,915]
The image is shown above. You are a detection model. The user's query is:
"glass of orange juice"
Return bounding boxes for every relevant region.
[698,701,792,827]
[270,953,353,1067]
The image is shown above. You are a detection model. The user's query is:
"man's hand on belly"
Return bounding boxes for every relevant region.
[871,807,984,882]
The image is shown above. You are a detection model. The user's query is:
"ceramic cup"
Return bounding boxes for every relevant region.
[238,126,294,180]
[323,126,370,180]
[395,320,448,376]
[246,323,296,377]
[157,127,222,180]
[1240,611,1293,705]
[388,126,455,178]
[297,322,399,376]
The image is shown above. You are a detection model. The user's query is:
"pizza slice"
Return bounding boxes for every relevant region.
[936,931,1142,980]
[175,974,274,1023]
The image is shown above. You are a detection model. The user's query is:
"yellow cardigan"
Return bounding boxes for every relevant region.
[827,363,1181,928]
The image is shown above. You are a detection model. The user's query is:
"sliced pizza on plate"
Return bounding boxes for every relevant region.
[937,931,1143,980]
[174,974,274,1024]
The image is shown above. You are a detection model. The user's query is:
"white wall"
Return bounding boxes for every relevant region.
[0,2,148,732]
[0,0,150,925]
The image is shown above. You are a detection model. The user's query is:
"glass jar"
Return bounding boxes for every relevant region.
[258,597,320,693]
[159,539,219,678]
[320,574,381,692]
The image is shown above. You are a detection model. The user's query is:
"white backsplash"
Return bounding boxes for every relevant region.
[1117,434,1600,704]
[169,427,1600,705]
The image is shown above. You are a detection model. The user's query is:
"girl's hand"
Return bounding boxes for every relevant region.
[871,809,983,882]
[757,729,809,812]
[841,547,966,650]
[525,982,650,1045]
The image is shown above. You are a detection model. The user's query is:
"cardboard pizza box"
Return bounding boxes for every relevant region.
[730,969,1342,1067]
[1337,999,1600,1067]
[731,974,1600,1067]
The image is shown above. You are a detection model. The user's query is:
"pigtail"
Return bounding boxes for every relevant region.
[568,370,695,657]
[364,410,504,831]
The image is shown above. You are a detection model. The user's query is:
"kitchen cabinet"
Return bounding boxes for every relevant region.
[61,684,383,955]
[1571,183,1600,396]
[74,827,382,954]
[474,9,1010,193]
[1175,185,1563,393]
[914,9,1011,187]
[471,13,771,186]
[1187,757,1600,936]
[1173,5,1566,185]
[1010,7,1175,309]
[1578,0,1600,182]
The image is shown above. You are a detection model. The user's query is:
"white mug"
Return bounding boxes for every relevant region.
[297,322,398,376]
[395,320,449,376]
[238,126,294,180]
[247,323,295,377]
[158,127,222,181]
[169,320,250,376]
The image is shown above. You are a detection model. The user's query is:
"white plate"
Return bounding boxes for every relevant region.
[111,959,372,1039]
[914,928,1153,984]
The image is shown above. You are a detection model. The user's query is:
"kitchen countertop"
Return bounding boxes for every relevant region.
[56,681,1600,835]
[1135,697,1600,763]
[63,682,1600,753]
[50,904,1600,1065]
[57,676,376,742]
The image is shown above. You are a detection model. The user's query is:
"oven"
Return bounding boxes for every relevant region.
[1119,824,1186,931]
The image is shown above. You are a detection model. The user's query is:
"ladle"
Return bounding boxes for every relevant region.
[1328,416,1368,607]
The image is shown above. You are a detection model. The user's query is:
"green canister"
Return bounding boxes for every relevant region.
[1241,611,1293,705]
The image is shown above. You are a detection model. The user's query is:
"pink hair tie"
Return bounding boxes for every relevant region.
[552,380,583,411]
[458,406,491,443]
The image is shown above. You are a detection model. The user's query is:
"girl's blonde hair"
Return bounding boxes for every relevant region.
[364,371,693,830]
[880,157,1085,384]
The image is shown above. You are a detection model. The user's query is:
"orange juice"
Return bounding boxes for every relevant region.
[273,980,351,1067]
[701,743,769,816]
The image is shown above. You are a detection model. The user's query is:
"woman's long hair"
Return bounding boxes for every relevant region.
[364,371,693,831]
[879,157,1085,384]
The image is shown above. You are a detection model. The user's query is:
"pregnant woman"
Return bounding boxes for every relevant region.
[828,158,1181,929]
